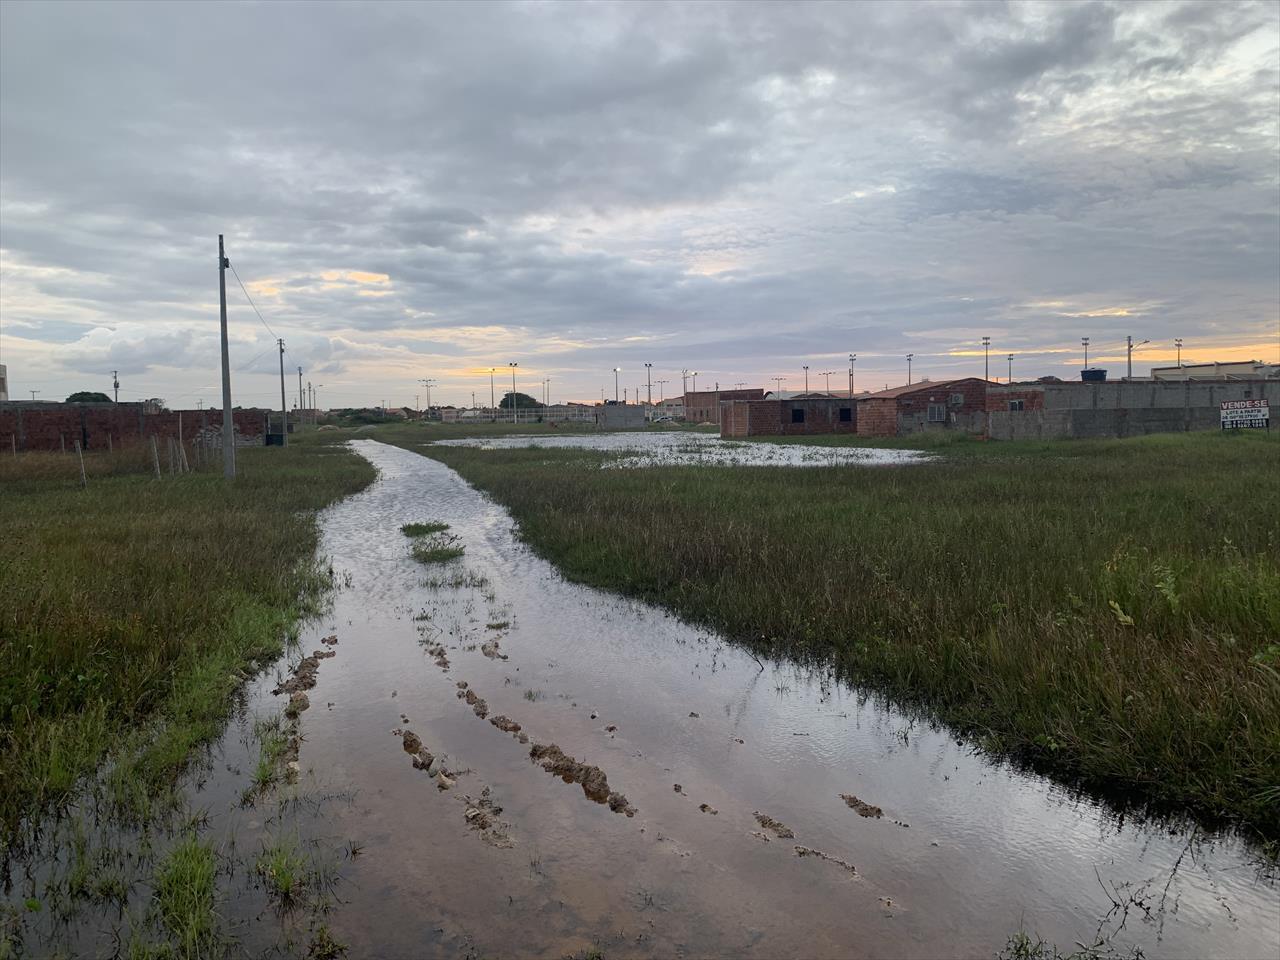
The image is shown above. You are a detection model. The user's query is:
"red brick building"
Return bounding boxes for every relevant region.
[684,388,764,425]
[721,397,857,438]
[856,378,992,437]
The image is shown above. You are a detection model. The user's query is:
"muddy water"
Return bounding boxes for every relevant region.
[432,430,930,467]
[250,439,1274,958]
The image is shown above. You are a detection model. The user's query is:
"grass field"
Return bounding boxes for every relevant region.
[380,425,1280,843]
[0,433,375,842]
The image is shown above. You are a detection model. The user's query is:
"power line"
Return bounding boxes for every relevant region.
[227,261,279,341]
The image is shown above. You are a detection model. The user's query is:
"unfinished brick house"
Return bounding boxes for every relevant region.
[856,378,991,438]
[720,397,857,438]
[683,388,764,425]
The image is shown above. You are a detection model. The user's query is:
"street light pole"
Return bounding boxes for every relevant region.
[508,362,518,423]
[645,362,652,405]
[772,376,785,394]
[613,367,620,402]
[1007,354,1013,384]
[1175,338,1183,368]
[982,336,990,381]
[490,368,496,422]
[1082,337,1090,371]
[906,353,914,385]
[848,354,856,397]
[803,365,809,393]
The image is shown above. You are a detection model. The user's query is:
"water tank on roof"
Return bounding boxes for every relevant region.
[1080,368,1107,382]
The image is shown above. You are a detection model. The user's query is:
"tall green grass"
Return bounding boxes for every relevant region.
[407,430,1280,841]
[0,432,375,840]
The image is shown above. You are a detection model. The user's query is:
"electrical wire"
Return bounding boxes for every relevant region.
[227,261,279,341]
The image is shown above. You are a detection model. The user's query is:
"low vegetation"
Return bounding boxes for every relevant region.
[400,521,450,537]
[0,432,375,842]
[406,429,1280,842]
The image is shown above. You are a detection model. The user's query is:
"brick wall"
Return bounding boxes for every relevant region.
[856,399,899,437]
[0,403,271,452]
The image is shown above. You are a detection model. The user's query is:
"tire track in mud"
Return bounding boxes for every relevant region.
[408,555,907,914]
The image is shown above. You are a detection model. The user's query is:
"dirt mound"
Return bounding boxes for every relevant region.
[462,688,489,719]
[795,845,857,875]
[529,742,634,816]
[273,655,320,695]
[321,634,338,646]
[285,692,309,719]
[463,787,515,847]
[753,812,795,839]
[699,803,718,815]
[840,794,882,818]
[312,649,336,660]
[480,640,508,660]
[398,729,434,770]
[489,715,521,734]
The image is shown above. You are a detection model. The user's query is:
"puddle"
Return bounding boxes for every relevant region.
[9,437,1275,958]
[431,430,930,467]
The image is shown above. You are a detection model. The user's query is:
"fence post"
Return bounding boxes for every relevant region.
[75,440,87,488]
[150,435,161,480]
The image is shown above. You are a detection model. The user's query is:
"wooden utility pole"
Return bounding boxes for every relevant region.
[297,366,304,428]
[218,235,236,479]
[277,338,288,446]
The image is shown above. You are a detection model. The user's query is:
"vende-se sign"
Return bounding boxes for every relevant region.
[1220,398,1270,430]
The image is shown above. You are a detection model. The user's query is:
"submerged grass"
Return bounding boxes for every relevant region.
[153,835,217,956]
[0,432,375,841]
[398,429,1280,841]
[401,521,451,537]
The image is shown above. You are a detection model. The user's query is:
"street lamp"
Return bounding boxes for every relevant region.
[982,336,990,381]
[1125,337,1149,379]
[1081,337,1090,371]
[418,378,437,417]
[771,376,785,394]
[1175,337,1183,368]
[644,362,653,405]
[613,367,621,402]
[848,354,857,397]
[803,365,809,393]
[490,368,497,422]
[819,371,836,393]
[508,362,519,423]
[691,371,699,394]
[1007,354,1013,384]
[906,353,914,385]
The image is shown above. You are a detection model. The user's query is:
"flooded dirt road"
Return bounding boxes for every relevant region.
[208,439,1275,957]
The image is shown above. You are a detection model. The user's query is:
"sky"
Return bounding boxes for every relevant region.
[1,0,1278,410]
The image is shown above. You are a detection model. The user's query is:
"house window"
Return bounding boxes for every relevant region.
[927,404,946,422]
[839,407,852,422]
[1009,399,1025,412]
[791,407,805,424]
[949,393,964,406]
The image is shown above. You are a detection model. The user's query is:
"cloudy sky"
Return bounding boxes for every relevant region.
[1,0,1277,409]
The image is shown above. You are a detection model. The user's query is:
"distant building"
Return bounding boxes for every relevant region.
[1149,361,1279,381]
[652,396,684,419]
[684,388,765,425]
[0,364,7,402]
[856,379,991,437]
[986,378,1279,439]
[721,396,858,438]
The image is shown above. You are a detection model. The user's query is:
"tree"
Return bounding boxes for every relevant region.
[66,391,111,403]
[498,391,544,410]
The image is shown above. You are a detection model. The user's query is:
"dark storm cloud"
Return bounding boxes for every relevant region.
[1,0,1276,403]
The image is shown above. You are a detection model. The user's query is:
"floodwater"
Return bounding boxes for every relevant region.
[432,430,930,467]
[16,437,1275,958]
[250,439,1274,958]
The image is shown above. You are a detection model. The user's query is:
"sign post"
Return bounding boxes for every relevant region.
[1220,399,1270,431]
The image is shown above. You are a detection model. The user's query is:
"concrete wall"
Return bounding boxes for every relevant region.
[721,399,857,437]
[0,403,271,452]
[596,404,646,429]
[986,379,1279,440]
